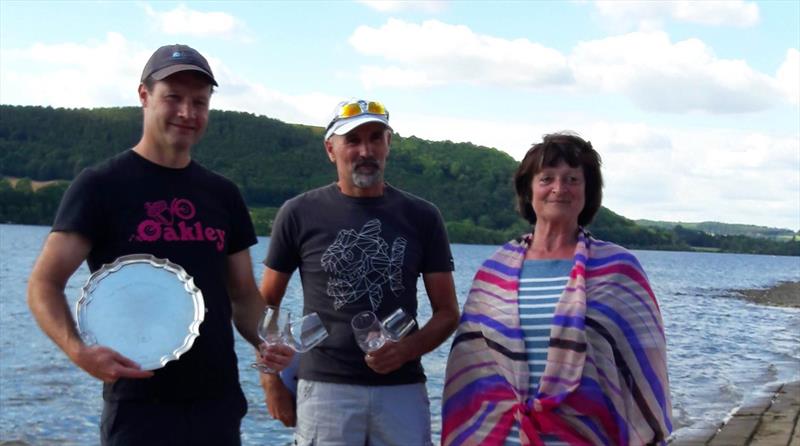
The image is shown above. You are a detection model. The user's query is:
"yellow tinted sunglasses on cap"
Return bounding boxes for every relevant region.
[335,100,388,119]
[325,99,391,140]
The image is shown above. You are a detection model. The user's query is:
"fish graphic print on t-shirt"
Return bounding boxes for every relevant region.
[129,198,227,251]
[321,219,407,311]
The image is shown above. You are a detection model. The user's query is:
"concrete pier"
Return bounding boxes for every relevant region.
[671,381,800,446]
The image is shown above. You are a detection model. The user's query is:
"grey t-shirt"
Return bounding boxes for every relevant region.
[265,183,454,385]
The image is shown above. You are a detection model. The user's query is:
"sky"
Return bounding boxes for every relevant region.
[1,0,798,231]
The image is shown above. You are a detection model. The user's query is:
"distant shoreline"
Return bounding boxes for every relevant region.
[732,281,800,308]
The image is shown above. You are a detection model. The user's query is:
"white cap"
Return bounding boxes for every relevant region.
[324,99,392,140]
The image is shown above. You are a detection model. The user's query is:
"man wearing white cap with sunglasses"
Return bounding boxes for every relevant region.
[259,99,460,445]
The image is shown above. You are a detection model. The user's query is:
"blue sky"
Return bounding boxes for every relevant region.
[1,1,798,231]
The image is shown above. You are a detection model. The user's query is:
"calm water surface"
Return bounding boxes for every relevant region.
[1,224,798,444]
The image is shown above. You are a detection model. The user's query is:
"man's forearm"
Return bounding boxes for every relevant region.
[401,306,460,360]
[28,279,86,362]
[26,232,92,363]
[231,291,265,349]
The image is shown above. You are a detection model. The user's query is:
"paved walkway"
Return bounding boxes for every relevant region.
[671,381,800,446]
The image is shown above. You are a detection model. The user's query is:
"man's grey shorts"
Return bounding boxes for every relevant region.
[294,379,433,446]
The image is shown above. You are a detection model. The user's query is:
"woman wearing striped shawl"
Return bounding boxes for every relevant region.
[442,133,672,446]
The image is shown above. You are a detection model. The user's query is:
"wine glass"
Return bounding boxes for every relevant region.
[251,305,290,374]
[286,312,329,353]
[380,308,416,341]
[351,311,387,353]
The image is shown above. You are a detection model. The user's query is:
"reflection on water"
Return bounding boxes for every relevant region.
[2,224,799,444]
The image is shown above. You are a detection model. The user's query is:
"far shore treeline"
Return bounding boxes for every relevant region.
[1,104,798,256]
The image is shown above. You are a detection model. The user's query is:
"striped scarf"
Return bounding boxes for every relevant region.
[442,231,672,445]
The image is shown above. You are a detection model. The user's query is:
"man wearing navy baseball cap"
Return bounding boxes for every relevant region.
[28,44,274,445]
[140,43,218,86]
[259,99,460,445]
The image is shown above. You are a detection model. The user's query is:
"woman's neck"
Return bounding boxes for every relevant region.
[526,222,578,260]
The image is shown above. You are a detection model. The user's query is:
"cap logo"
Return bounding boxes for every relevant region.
[142,45,217,86]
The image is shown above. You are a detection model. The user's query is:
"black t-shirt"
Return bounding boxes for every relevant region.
[53,150,257,403]
[265,183,454,385]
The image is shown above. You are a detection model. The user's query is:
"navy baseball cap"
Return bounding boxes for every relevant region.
[141,44,218,86]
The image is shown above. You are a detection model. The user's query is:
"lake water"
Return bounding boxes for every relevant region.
[1,223,799,445]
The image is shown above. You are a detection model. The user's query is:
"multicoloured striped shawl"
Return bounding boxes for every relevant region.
[442,231,672,446]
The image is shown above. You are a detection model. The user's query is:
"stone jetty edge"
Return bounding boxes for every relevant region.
[669,380,799,445]
[670,280,800,445]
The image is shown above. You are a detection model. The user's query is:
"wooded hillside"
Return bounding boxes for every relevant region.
[1,105,796,255]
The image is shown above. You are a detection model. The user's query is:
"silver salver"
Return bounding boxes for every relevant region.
[75,254,205,370]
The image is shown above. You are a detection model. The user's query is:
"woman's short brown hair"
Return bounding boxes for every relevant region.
[514,132,603,226]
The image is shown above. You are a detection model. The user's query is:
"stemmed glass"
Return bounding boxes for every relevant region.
[351,308,416,353]
[351,311,387,353]
[380,308,416,341]
[252,305,290,374]
[286,312,329,353]
[252,307,330,373]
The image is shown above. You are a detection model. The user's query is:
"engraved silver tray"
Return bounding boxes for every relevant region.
[75,254,205,370]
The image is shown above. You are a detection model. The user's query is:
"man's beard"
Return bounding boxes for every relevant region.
[352,159,383,188]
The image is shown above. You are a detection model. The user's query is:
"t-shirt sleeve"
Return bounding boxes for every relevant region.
[263,200,301,274]
[225,182,257,255]
[51,168,103,243]
[421,204,455,273]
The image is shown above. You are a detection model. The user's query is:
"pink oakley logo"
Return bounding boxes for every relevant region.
[131,198,226,251]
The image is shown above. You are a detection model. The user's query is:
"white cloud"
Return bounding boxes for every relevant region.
[0,33,332,128]
[609,127,800,230]
[143,3,251,41]
[776,48,800,106]
[673,0,759,27]
[589,122,673,153]
[212,76,337,127]
[569,30,783,113]
[392,113,541,158]
[0,33,145,107]
[175,56,336,126]
[359,66,437,89]
[593,0,760,30]
[350,21,788,113]
[358,0,448,13]
[583,122,676,209]
[392,111,799,230]
[349,19,572,89]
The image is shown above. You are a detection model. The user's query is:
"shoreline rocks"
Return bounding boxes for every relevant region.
[733,281,800,308]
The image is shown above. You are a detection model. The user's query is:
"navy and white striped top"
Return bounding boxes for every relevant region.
[504,259,572,446]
